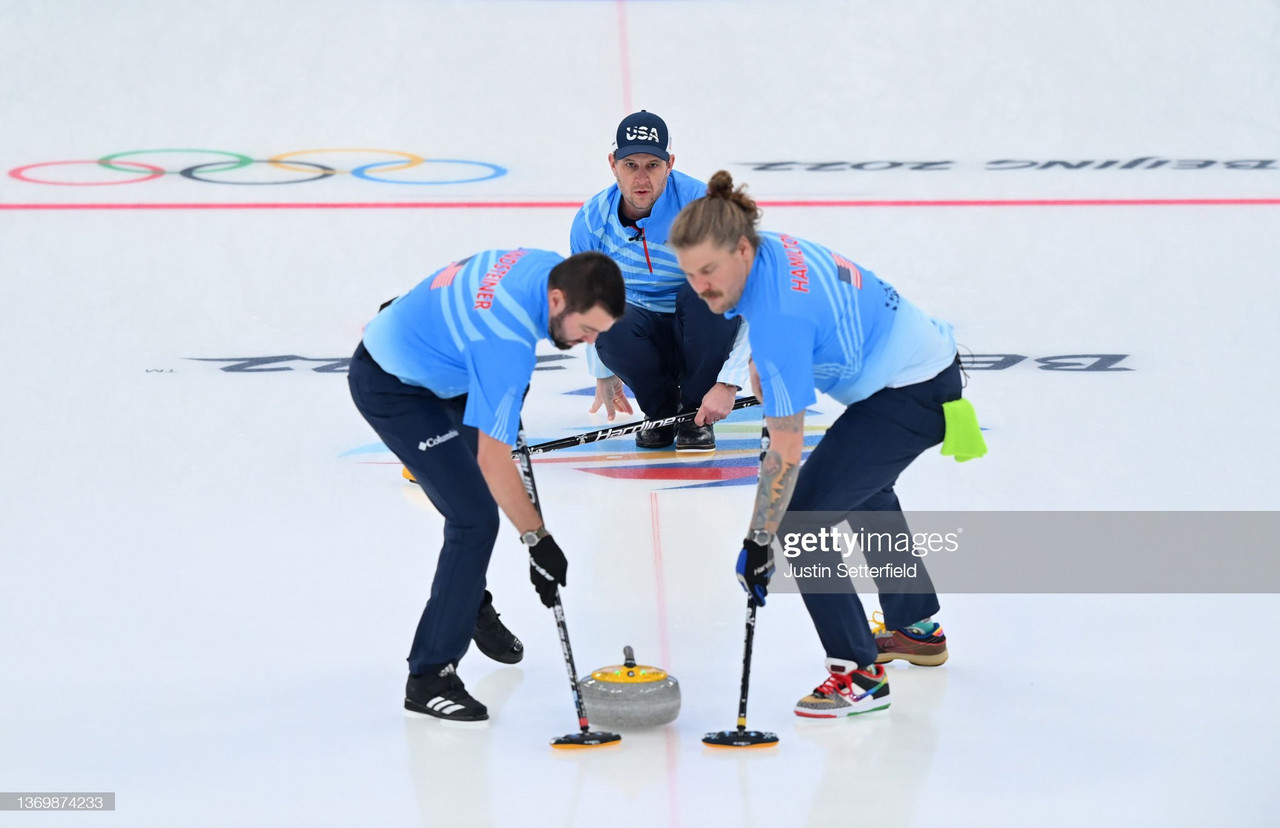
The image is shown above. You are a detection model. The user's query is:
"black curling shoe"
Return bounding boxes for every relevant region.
[635,424,676,449]
[405,664,488,721]
[675,421,716,452]
[472,590,523,664]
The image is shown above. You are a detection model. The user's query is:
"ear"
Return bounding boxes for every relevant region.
[666,153,676,171]
[608,152,617,170]
[547,287,566,316]
[737,235,754,259]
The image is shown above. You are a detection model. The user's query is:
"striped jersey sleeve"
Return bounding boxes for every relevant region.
[361,248,555,446]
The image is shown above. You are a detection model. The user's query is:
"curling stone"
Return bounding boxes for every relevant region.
[579,646,680,728]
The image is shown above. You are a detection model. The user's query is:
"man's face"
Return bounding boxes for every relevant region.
[676,236,754,315]
[609,152,674,221]
[549,303,618,351]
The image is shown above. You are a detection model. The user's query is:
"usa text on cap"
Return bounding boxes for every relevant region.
[614,110,671,161]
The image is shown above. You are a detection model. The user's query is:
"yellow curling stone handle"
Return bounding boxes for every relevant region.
[590,645,670,684]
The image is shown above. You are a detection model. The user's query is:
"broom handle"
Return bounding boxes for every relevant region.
[514,421,592,734]
[736,598,759,733]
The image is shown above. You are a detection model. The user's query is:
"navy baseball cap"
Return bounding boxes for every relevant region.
[613,110,671,161]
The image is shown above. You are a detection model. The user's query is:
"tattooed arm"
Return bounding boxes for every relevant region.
[748,411,805,538]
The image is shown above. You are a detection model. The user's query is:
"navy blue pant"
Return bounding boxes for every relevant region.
[348,342,498,676]
[594,281,742,417]
[782,358,963,668]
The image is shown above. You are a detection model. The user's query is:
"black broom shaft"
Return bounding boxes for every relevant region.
[515,424,592,732]
[552,596,590,732]
[518,395,761,455]
[737,599,758,731]
[735,424,772,731]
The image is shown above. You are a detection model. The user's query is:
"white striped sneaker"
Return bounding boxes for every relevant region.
[405,664,488,721]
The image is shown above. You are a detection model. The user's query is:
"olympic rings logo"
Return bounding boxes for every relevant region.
[8,148,507,186]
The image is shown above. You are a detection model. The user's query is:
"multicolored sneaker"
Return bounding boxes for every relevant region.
[794,658,891,718]
[871,611,949,666]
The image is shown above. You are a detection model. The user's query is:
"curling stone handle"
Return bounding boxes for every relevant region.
[623,645,636,668]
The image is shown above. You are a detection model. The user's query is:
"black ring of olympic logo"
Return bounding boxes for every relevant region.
[179,160,335,185]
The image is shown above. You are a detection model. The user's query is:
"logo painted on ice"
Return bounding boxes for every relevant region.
[10,148,507,186]
[187,353,575,373]
[188,353,1130,375]
[342,353,1129,488]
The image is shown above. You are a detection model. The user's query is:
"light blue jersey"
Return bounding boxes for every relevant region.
[361,248,557,446]
[730,233,957,417]
[571,169,752,388]
[570,169,706,312]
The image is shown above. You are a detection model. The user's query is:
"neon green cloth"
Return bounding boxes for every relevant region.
[940,399,987,462]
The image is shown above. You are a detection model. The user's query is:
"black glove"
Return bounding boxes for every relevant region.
[528,534,568,608]
[736,538,776,606]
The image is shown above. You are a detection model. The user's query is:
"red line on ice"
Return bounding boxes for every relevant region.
[4,197,1280,211]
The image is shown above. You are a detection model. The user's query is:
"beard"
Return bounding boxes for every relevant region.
[623,190,655,214]
[548,310,575,351]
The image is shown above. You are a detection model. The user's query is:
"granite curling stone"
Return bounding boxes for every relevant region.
[579,646,681,727]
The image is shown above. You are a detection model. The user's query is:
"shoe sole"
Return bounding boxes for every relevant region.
[794,700,891,718]
[473,640,524,665]
[875,649,948,666]
[404,699,489,722]
[674,446,716,453]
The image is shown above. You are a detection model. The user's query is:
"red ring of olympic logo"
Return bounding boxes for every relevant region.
[7,148,507,186]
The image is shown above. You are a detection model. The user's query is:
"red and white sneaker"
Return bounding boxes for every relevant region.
[794,658,891,718]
